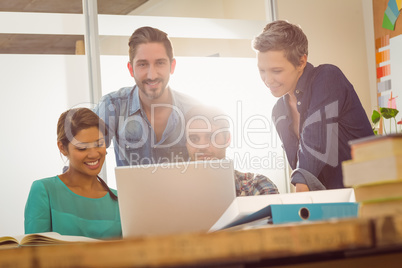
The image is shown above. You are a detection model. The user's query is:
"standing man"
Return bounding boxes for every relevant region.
[95,26,198,166]
[185,105,279,196]
[252,20,373,192]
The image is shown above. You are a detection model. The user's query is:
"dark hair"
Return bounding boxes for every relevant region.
[185,105,231,136]
[97,176,117,201]
[252,20,308,67]
[57,108,117,201]
[57,108,108,149]
[128,26,174,64]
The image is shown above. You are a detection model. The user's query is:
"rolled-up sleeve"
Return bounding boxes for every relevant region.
[291,169,326,190]
[94,95,117,148]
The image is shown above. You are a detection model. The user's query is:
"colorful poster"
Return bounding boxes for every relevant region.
[383,0,402,30]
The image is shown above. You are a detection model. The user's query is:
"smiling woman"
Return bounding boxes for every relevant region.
[24,108,122,239]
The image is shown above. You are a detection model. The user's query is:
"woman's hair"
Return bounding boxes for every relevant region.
[128,26,174,64]
[57,107,108,149]
[57,108,117,201]
[252,20,308,67]
[97,176,117,201]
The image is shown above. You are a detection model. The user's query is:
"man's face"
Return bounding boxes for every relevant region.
[128,42,176,100]
[257,50,305,98]
[186,119,230,161]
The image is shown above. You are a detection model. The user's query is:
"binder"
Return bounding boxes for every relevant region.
[221,202,359,230]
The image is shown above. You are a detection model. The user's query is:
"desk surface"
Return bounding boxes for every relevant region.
[1,215,402,268]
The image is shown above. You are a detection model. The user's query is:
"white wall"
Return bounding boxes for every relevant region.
[128,0,266,19]
[0,55,90,236]
[100,0,267,58]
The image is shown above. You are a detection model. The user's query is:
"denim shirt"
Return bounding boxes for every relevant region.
[272,63,373,190]
[94,86,199,166]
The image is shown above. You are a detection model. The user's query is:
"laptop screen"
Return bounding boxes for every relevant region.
[115,159,236,238]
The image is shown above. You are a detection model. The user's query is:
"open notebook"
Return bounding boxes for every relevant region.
[115,159,236,238]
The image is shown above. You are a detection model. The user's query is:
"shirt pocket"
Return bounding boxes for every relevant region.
[119,115,149,149]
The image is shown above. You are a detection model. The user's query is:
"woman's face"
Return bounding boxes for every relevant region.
[63,126,106,178]
[257,50,306,98]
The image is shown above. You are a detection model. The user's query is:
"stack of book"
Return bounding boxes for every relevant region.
[342,134,402,218]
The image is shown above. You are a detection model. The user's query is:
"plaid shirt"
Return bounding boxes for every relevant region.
[234,170,279,196]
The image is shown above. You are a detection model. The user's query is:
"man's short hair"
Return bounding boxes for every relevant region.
[128,26,174,64]
[252,20,308,67]
[185,105,231,131]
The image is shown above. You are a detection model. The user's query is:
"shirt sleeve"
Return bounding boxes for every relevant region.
[291,169,326,190]
[293,65,349,190]
[24,181,52,234]
[93,94,117,148]
[253,174,280,195]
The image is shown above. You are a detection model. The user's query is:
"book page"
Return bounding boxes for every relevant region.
[0,232,100,248]
[20,232,99,246]
[0,236,20,249]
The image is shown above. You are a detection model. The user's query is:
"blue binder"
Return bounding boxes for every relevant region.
[222,202,359,229]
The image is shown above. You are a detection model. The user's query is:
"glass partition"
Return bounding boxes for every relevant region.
[0,0,288,237]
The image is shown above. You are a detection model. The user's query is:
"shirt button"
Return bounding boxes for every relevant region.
[297,101,301,105]
[295,90,300,94]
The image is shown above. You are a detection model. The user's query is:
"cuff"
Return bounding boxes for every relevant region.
[291,168,326,191]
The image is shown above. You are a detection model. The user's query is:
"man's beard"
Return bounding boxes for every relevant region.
[138,79,167,100]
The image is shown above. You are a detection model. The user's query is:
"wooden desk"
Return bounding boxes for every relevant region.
[1,215,402,268]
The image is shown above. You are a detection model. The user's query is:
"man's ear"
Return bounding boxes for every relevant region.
[57,141,68,156]
[224,132,232,148]
[170,58,176,75]
[127,62,134,77]
[298,54,307,71]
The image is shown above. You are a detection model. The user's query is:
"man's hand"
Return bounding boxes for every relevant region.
[295,183,309,192]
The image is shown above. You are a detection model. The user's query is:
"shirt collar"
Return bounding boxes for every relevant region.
[295,62,314,94]
[128,86,179,143]
[281,62,314,117]
[128,85,141,116]
[128,85,177,116]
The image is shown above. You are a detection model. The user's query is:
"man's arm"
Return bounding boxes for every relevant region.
[93,95,117,148]
[253,174,280,195]
[295,183,309,192]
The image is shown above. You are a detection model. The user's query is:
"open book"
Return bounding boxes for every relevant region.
[0,232,99,250]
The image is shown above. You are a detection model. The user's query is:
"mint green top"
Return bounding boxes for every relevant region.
[24,176,122,239]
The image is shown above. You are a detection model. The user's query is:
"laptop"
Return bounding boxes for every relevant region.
[115,159,236,238]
